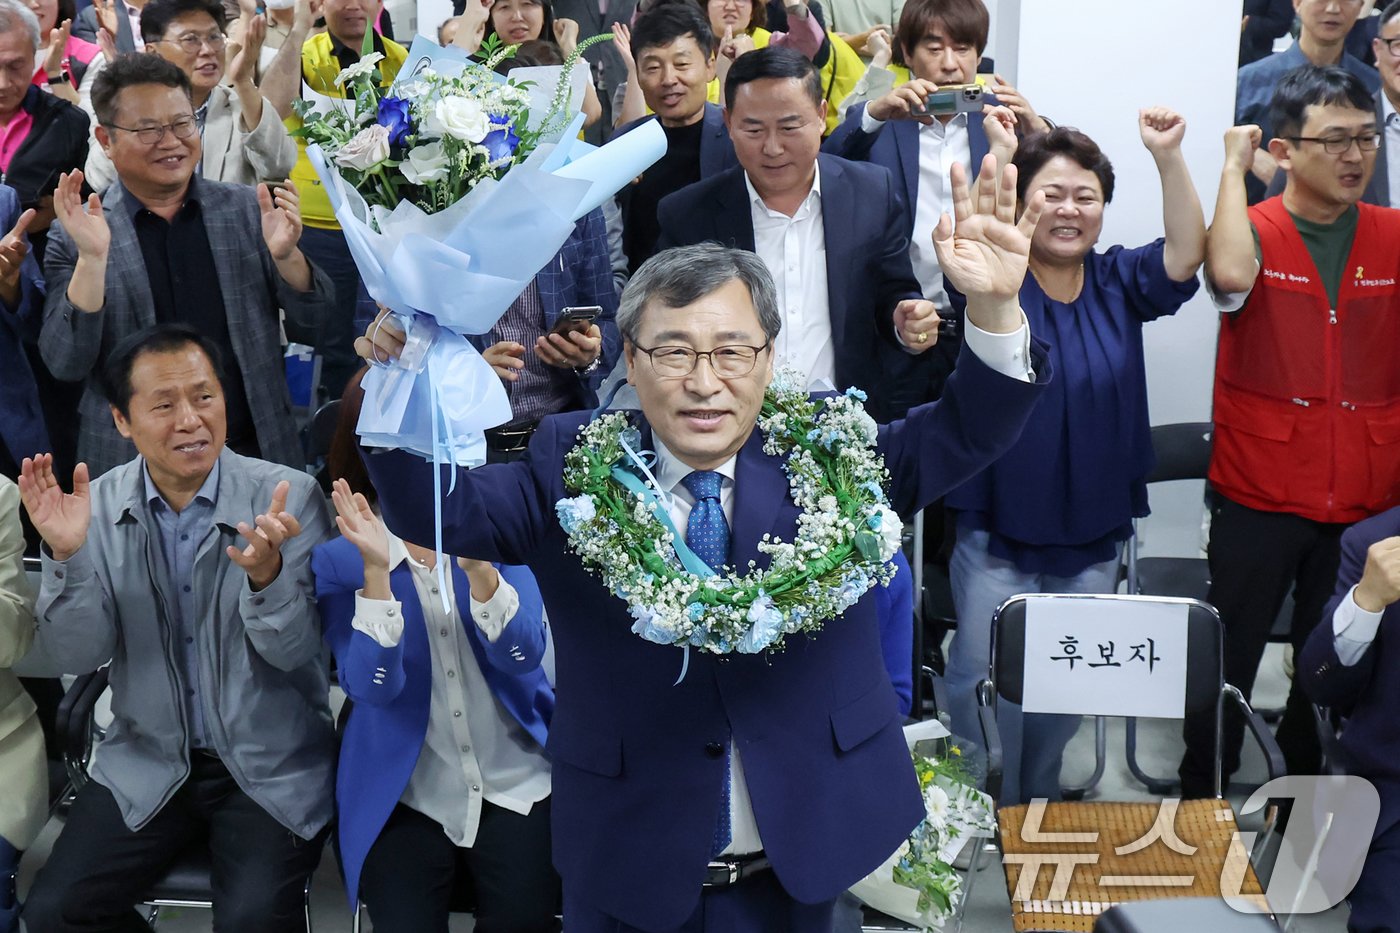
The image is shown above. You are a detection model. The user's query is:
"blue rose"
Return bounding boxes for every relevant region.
[376,96,413,146]
[738,595,784,654]
[481,115,521,164]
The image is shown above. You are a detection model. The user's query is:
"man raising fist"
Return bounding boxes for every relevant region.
[18,323,335,933]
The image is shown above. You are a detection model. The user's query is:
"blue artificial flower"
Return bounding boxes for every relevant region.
[481,116,521,164]
[845,386,868,402]
[555,494,597,535]
[376,96,413,146]
[738,594,784,654]
[687,602,706,622]
[629,605,671,644]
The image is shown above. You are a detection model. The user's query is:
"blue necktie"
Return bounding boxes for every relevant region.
[681,470,732,855]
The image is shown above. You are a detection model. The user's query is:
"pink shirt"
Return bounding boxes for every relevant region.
[0,107,34,173]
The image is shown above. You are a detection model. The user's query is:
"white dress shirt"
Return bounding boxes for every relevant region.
[860,107,973,306]
[1382,92,1400,209]
[745,171,836,390]
[1332,585,1385,666]
[353,532,552,847]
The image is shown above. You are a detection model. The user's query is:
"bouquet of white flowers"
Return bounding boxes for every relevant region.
[295,32,665,468]
[849,720,997,930]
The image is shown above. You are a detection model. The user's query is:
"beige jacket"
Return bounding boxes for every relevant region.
[83,83,296,192]
[0,476,45,850]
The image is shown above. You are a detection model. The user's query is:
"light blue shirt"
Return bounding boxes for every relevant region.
[144,461,220,749]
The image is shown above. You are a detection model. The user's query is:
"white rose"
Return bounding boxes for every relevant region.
[424,96,489,143]
[334,124,391,172]
[400,141,451,184]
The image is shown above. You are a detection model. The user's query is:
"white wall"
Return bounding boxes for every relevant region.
[1004,0,1243,552]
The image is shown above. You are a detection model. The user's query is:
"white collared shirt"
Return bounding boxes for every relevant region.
[860,107,973,306]
[1332,585,1385,666]
[353,532,551,846]
[745,171,836,389]
[1382,92,1400,208]
[651,440,764,857]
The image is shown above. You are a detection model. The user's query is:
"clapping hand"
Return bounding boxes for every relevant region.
[1139,106,1186,155]
[43,20,72,81]
[258,179,302,261]
[0,208,35,300]
[228,11,266,86]
[931,154,1043,333]
[18,455,91,562]
[331,478,388,573]
[227,480,303,590]
[53,170,108,259]
[612,22,635,74]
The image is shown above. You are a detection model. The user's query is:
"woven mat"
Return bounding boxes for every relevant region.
[996,798,1268,932]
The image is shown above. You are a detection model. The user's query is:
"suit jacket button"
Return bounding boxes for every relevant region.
[704,742,724,758]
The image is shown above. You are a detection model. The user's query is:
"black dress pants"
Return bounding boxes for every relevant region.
[23,752,326,933]
[1178,495,1348,798]
[359,799,559,933]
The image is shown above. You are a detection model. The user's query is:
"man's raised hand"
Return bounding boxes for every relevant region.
[931,154,1042,333]
[226,479,303,590]
[18,455,90,562]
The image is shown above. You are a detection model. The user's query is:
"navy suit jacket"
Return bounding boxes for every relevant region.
[365,339,1052,929]
[0,184,49,467]
[654,154,926,420]
[313,538,553,910]
[616,103,738,179]
[822,101,992,241]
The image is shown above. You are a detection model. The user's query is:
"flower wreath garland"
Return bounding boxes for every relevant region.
[555,374,904,655]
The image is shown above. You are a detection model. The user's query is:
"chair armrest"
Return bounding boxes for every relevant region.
[1223,683,1286,781]
[977,679,1003,803]
[58,667,110,791]
[922,665,952,731]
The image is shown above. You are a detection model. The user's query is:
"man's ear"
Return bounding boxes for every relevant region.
[1267,136,1292,174]
[704,51,718,82]
[95,124,112,153]
[624,340,637,385]
[111,405,132,440]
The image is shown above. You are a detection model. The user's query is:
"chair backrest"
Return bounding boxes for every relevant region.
[1145,422,1213,485]
[991,593,1223,717]
[308,398,343,464]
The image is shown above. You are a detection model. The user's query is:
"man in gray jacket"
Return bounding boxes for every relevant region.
[17,324,334,932]
[42,53,332,479]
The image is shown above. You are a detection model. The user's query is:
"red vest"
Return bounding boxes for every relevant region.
[1210,197,1400,524]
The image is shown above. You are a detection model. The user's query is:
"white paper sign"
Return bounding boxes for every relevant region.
[1020,597,1189,718]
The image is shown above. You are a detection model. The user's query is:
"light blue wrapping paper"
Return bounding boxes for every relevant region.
[306,97,666,468]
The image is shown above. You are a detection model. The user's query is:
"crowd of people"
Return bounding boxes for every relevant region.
[0,0,1398,929]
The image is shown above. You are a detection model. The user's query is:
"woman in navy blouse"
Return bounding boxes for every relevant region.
[942,111,1206,804]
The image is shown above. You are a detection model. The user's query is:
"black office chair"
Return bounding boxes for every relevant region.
[977,594,1285,931]
[58,668,317,930]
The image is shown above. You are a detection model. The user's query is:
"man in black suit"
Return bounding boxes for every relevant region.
[657,47,944,421]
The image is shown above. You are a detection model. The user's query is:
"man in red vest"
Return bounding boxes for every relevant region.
[1182,65,1400,798]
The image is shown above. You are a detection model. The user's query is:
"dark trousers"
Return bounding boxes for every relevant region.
[23,753,325,933]
[563,872,837,933]
[1179,495,1347,798]
[359,800,559,933]
[1349,807,1400,932]
[298,226,376,402]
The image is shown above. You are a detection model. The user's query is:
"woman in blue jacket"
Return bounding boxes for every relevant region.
[314,378,557,933]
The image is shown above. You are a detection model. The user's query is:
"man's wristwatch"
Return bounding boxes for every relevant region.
[46,72,67,86]
[574,357,601,376]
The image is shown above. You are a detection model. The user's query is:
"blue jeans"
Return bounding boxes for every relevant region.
[945,527,1121,804]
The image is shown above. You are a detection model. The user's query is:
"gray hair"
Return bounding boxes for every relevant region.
[617,243,781,346]
[0,0,41,50]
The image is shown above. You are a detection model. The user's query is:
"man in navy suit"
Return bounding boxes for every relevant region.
[1299,506,1400,932]
[356,144,1049,931]
[656,47,941,422]
[615,1,739,274]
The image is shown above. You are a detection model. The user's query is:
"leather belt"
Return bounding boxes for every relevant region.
[703,853,771,887]
[484,420,539,453]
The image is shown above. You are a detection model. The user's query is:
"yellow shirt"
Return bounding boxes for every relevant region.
[287,31,409,229]
[706,28,865,135]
